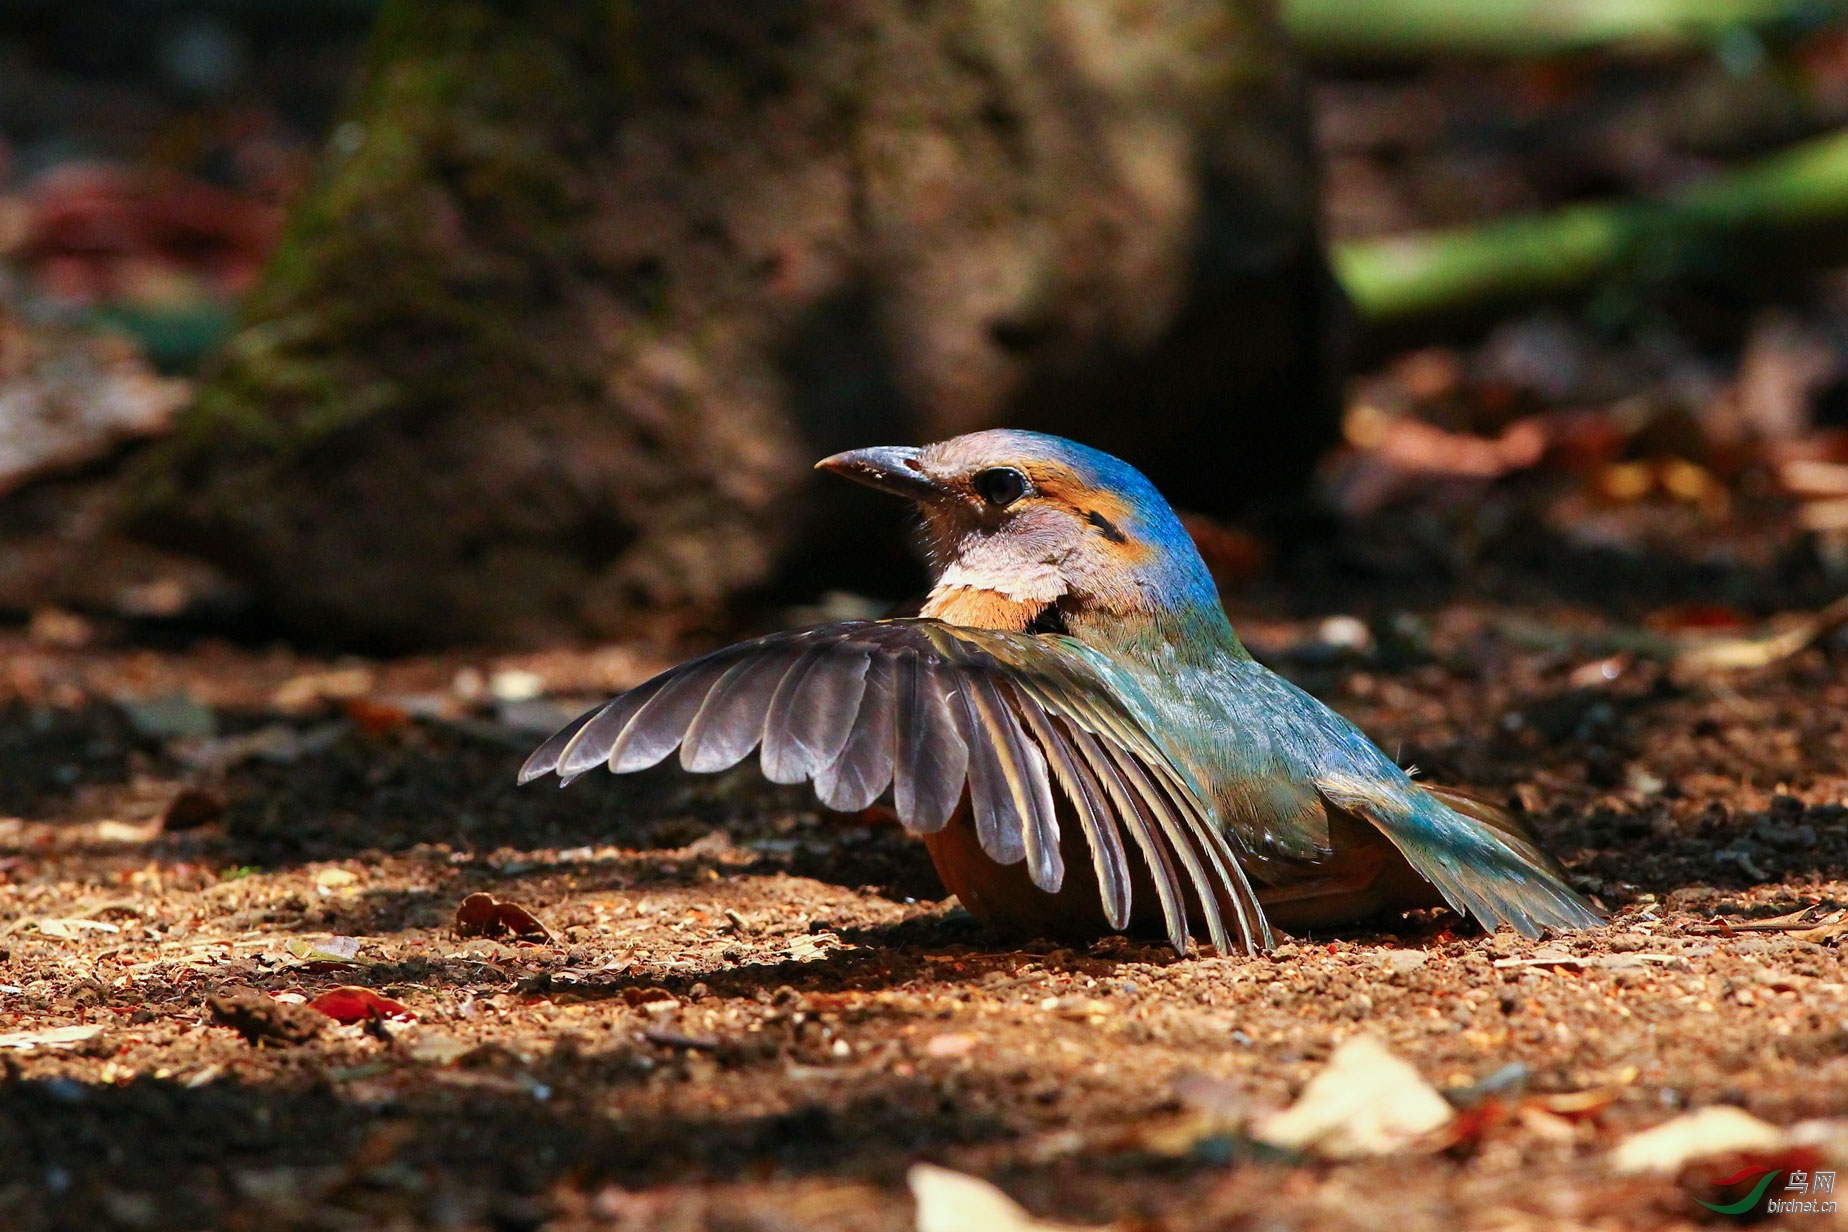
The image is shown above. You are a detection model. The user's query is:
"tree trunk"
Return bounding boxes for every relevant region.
[130,0,1336,647]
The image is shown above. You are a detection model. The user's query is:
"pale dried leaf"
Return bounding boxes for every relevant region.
[1253,1035,1453,1159]
[34,918,120,940]
[909,1164,1106,1232]
[0,1023,104,1051]
[1611,1106,1788,1174]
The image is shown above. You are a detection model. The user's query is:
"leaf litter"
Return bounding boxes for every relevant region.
[6,593,1848,1227]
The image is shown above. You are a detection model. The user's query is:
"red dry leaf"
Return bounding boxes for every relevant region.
[342,697,412,737]
[22,162,283,303]
[453,892,553,943]
[308,986,414,1024]
[1431,1097,1514,1155]
[1645,603,1753,633]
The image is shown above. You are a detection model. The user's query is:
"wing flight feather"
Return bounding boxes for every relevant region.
[520,620,1267,953]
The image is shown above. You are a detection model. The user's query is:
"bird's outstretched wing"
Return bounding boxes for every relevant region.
[519,620,1271,954]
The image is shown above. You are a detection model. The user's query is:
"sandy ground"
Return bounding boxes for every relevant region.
[3,593,1848,1231]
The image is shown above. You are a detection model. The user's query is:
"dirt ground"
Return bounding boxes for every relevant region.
[4,550,1848,1232]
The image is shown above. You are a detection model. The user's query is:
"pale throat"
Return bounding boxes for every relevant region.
[920,558,1065,631]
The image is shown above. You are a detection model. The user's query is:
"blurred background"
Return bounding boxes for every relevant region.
[9,0,1848,658]
[9,11,1848,1225]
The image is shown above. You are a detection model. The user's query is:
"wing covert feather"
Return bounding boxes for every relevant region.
[521,620,1268,952]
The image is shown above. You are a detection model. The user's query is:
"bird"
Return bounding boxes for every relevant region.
[520,430,1601,954]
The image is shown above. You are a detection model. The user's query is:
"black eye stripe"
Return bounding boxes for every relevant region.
[972,467,1028,508]
[1086,510,1127,543]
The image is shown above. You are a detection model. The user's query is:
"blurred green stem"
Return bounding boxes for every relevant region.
[1333,127,1848,319]
[1282,0,1841,56]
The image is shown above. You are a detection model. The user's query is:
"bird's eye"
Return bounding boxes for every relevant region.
[971,467,1028,508]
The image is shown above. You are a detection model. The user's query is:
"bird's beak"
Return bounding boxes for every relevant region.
[814,445,941,501]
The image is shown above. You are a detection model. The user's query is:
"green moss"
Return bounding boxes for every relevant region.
[131,0,641,526]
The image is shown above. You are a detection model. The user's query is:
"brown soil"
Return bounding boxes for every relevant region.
[2,587,1847,1231]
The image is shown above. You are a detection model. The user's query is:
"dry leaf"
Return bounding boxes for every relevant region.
[1611,1106,1788,1174]
[1689,906,1848,943]
[284,936,364,966]
[1672,593,1848,676]
[0,308,190,498]
[308,986,414,1024]
[1253,1035,1453,1159]
[0,1024,105,1051]
[32,918,119,940]
[924,1033,978,1059]
[342,697,412,736]
[1531,1088,1620,1121]
[453,892,552,943]
[909,1163,1108,1232]
[91,818,162,843]
[272,666,375,713]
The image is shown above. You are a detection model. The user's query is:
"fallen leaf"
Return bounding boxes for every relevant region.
[272,666,375,713]
[314,868,359,890]
[89,820,162,849]
[208,989,327,1047]
[1690,904,1828,935]
[405,1033,471,1066]
[488,669,546,702]
[0,1024,104,1051]
[1494,951,1683,971]
[1688,906,1848,943]
[1671,593,1848,677]
[1531,1088,1620,1121]
[308,986,414,1024]
[342,698,411,736]
[0,307,191,498]
[21,162,281,303]
[1429,1098,1517,1154]
[1253,1035,1453,1159]
[909,1163,1107,1232]
[453,892,552,943]
[33,918,120,940]
[1645,604,1754,633]
[924,1033,978,1059]
[1520,1107,1580,1143]
[283,936,365,967]
[1611,1106,1788,1174]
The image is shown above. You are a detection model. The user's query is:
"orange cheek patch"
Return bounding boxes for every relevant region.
[921,586,1047,631]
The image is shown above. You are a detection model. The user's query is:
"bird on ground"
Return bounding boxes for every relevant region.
[521,431,1601,953]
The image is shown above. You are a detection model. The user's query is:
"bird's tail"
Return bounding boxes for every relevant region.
[1334,781,1604,937]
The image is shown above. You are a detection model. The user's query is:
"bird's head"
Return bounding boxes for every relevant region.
[817,430,1226,638]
